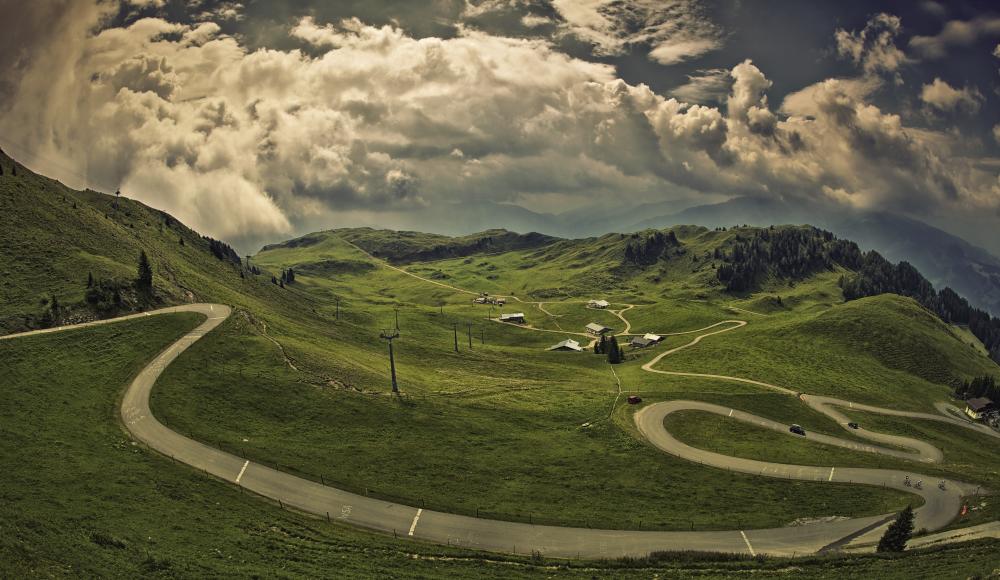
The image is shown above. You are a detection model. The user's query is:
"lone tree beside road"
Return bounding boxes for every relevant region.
[876,505,914,552]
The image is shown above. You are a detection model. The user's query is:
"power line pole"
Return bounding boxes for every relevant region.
[379,329,400,394]
[467,322,472,348]
[453,323,459,353]
[394,307,399,331]
[481,327,485,345]
[336,298,340,320]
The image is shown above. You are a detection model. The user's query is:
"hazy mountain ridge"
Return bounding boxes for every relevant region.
[631,197,1000,316]
[326,196,1000,316]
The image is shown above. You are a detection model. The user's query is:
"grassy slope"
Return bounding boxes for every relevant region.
[651,294,999,411]
[152,228,1000,530]
[0,150,309,334]
[3,314,999,578]
[665,409,1000,486]
[3,156,1000,568]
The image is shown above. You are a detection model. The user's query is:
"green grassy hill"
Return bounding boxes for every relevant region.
[3,153,1000,575]
[3,313,999,578]
[0,150,301,333]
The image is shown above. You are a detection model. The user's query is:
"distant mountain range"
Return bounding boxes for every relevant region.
[367,197,1000,316]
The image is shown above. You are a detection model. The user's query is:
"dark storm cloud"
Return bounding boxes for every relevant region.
[0,0,998,254]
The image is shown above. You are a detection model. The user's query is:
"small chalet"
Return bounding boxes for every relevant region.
[585,323,613,335]
[588,299,610,309]
[499,312,526,324]
[630,336,655,348]
[643,333,663,343]
[965,397,995,420]
[548,339,583,352]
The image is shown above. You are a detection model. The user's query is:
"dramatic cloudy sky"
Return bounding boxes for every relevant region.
[2,0,999,253]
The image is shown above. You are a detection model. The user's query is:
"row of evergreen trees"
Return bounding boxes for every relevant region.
[839,252,1000,364]
[715,226,1000,364]
[716,227,862,292]
[623,231,681,265]
[954,375,999,402]
[594,335,625,364]
[204,236,242,266]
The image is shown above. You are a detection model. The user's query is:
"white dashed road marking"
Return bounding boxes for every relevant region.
[235,460,249,484]
[740,530,756,556]
[408,508,423,536]
[828,467,836,481]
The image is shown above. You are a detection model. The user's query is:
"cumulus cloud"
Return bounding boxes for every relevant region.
[669,68,730,104]
[834,13,908,81]
[549,0,722,65]
[521,14,553,28]
[920,78,983,114]
[2,3,997,253]
[910,17,1000,59]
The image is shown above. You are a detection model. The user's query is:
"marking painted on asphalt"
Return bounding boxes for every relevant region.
[740,530,756,556]
[408,508,423,536]
[235,460,249,484]
[828,467,836,481]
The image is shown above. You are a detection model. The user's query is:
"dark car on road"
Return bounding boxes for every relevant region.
[789,424,806,436]
[848,422,860,429]
[627,395,642,404]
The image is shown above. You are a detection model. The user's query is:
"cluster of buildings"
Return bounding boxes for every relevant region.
[965,397,998,427]
[548,319,664,352]
[473,292,506,306]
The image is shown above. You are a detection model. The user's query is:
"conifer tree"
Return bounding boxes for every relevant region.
[595,334,607,355]
[876,505,914,553]
[607,336,622,364]
[136,250,153,293]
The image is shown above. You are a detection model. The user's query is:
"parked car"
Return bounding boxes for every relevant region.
[789,424,806,436]
[627,395,642,404]
[847,422,860,429]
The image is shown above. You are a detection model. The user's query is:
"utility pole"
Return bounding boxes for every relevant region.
[453,323,459,353]
[336,298,340,320]
[481,327,485,345]
[394,307,400,331]
[467,322,472,348]
[379,329,400,394]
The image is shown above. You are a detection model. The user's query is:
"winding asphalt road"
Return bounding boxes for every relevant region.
[6,292,998,556]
